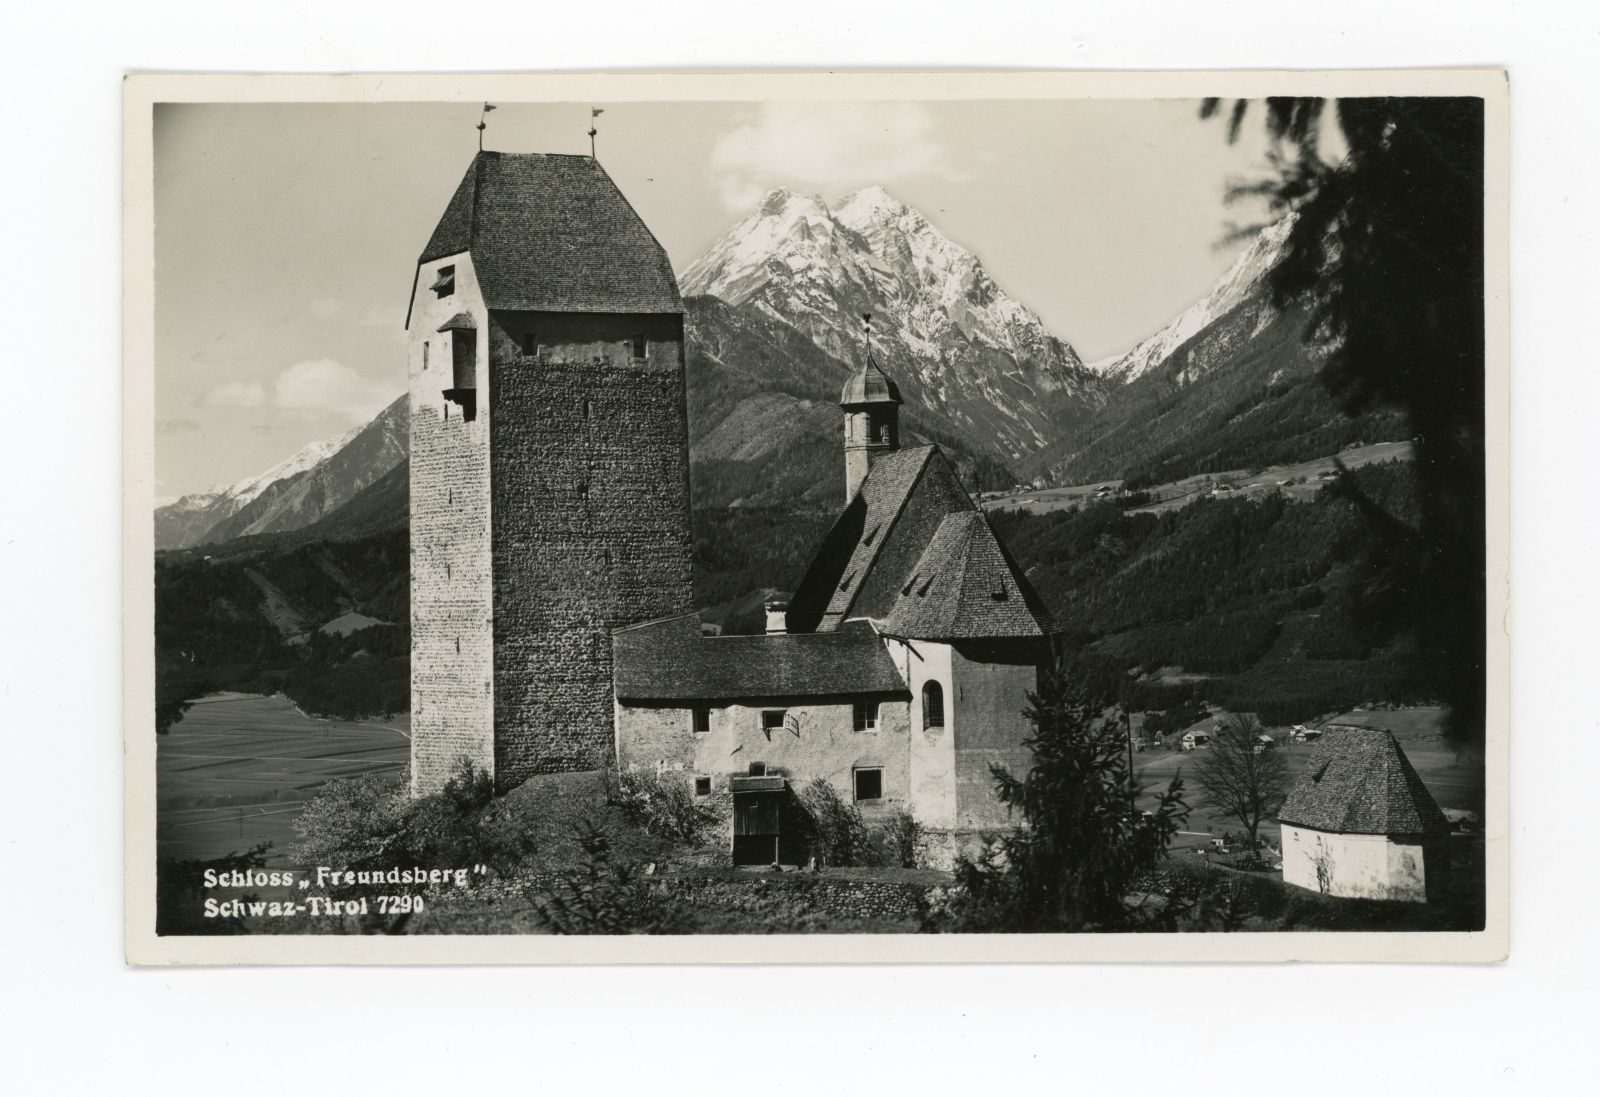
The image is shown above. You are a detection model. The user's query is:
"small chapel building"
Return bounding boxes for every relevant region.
[612,350,1059,865]
[1277,726,1453,903]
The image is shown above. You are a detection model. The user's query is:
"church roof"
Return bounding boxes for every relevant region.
[417,151,682,316]
[840,355,902,405]
[879,511,1057,640]
[785,446,943,630]
[1277,726,1450,836]
[613,613,909,702]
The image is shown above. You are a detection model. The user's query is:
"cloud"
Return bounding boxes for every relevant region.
[710,102,959,209]
[272,358,394,424]
[196,380,266,409]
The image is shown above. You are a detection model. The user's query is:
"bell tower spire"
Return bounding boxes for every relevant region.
[839,313,902,503]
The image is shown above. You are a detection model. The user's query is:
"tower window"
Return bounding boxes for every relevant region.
[691,707,711,734]
[922,681,945,730]
[853,702,878,732]
[431,265,455,298]
[760,710,786,733]
[423,342,430,370]
[631,334,647,360]
[853,767,883,802]
[694,776,712,797]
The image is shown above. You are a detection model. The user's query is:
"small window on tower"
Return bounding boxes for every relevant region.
[423,342,430,370]
[431,265,455,298]
[632,334,647,360]
[691,707,711,734]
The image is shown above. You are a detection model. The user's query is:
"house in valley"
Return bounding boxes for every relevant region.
[1278,726,1452,902]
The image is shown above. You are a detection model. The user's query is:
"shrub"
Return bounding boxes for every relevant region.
[798,778,876,867]
[289,770,408,866]
[874,809,923,869]
[531,823,685,934]
[610,768,722,846]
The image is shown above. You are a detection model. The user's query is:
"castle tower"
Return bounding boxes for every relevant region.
[839,317,902,502]
[406,151,694,795]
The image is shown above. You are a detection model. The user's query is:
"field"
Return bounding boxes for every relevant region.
[157,692,409,865]
[1132,706,1482,852]
[984,440,1414,517]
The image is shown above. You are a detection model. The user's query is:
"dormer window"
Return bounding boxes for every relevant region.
[431,265,455,298]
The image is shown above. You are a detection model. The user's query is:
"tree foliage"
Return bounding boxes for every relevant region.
[1203,96,1486,747]
[926,674,1188,932]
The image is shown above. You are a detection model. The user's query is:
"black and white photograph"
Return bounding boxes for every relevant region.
[124,71,1507,962]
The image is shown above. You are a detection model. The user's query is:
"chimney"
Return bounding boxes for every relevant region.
[764,600,790,635]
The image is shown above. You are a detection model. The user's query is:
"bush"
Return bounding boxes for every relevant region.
[874,809,923,869]
[289,770,408,867]
[798,778,876,867]
[531,823,686,934]
[610,768,722,846]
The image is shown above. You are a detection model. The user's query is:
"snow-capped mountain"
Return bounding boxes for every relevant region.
[681,186,1106,464]
[154,396,408,550]
[1099,216,1294,384]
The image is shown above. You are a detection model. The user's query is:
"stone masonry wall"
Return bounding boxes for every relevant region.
[490,311,694,787]
[410,255,494,795]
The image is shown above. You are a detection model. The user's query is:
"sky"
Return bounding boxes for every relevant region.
[154,98,1289,500]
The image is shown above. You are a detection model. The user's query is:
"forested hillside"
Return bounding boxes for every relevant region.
[993,461,1428,723]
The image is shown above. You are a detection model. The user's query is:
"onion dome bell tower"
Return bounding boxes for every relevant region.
[840,313,902,502]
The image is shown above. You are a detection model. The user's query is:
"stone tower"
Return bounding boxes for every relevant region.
[839,321,902,502]
[406,151,694,795]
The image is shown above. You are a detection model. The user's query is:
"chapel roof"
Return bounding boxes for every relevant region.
[416,151,682,317]
[1277,726,1450,836]
[879,511,1057,640]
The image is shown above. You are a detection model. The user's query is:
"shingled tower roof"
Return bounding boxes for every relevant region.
[1277,726,1450,836]
[414,151,682,317]
[880,511,1057,640]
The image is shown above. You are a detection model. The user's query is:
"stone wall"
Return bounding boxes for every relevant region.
[489,311,694,786]
[410,255,495,795]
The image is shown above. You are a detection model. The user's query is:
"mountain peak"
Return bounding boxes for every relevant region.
[832,184,908,219]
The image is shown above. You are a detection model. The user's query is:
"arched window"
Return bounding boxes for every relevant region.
[922,681,945,730]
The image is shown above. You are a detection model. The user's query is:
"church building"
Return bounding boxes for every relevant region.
[613,345,1058,865]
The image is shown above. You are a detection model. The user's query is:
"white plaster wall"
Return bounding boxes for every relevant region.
[1281,823,1430,902]
[888,637,957,829]
[617,696,914,819]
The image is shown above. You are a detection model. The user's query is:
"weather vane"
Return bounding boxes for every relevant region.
[589,108,604,158]
[477,102,497,151]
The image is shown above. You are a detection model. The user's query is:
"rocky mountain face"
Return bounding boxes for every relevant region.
[1098,216,1294,384]
[1024,216,1406,487]
[682,186,1109,467]
[154,395,408,550]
